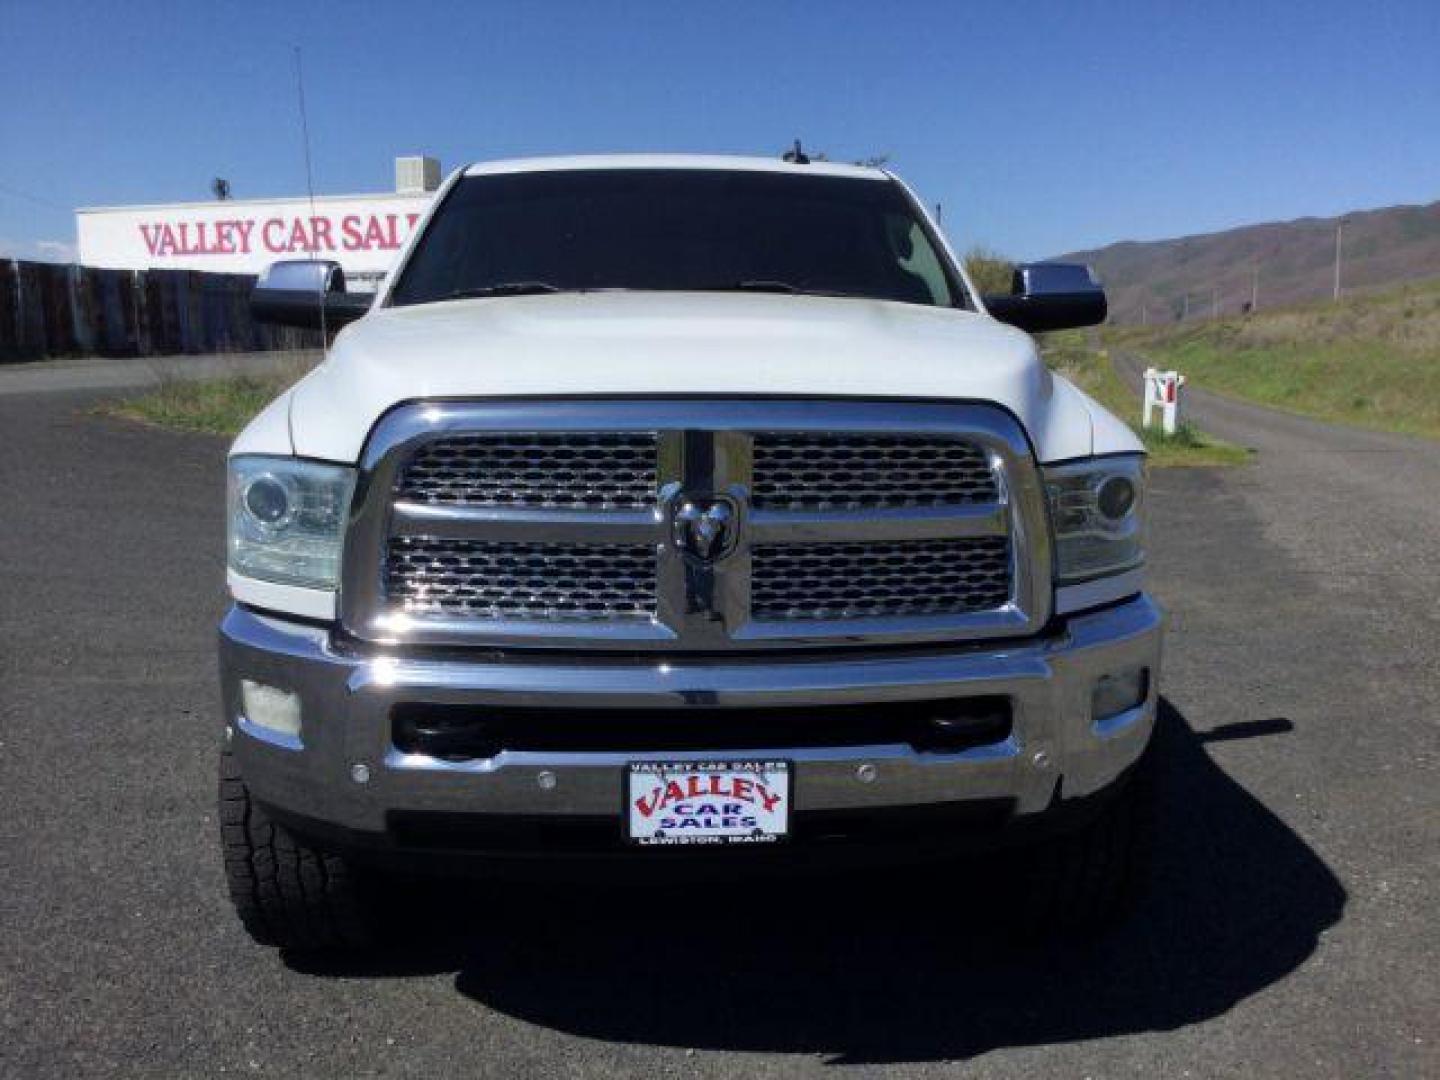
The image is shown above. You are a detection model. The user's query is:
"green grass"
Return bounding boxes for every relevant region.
[1104,278,1440,440]
[103,357,314,436]
[1041,331,1250,467]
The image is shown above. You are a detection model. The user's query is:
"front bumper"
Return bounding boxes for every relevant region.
[220,595,1162,857]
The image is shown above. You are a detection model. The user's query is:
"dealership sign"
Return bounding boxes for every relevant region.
[76,192,434,288]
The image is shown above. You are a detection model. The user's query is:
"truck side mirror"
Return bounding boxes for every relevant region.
[251,260,371,330]
[984,262,1107,333]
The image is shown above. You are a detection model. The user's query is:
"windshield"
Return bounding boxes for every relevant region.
[389,169,967,309]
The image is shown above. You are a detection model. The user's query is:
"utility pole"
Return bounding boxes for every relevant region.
[1141,302,1148,326]
[1183,293,1190,321]
[1251,265,1259,312]
[1211,287,1218,319]
[1333,218,1344,302]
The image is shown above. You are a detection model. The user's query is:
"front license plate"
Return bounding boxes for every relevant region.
[626,760,791,846]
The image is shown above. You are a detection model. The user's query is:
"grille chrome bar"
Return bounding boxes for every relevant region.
[341,400,1051,651]
[390,501,663,545]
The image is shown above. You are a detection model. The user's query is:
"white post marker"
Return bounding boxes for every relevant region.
[1142,368,1186,435]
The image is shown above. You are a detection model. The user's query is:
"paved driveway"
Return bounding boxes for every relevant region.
[0,349,317,396]
[1,379,1435,1077]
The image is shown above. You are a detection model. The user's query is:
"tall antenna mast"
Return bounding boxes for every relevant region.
[293,45,328,343]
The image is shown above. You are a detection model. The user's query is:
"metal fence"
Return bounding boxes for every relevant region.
[0,260,320,363]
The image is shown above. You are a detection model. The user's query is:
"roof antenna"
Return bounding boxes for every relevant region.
[782,139,810,165]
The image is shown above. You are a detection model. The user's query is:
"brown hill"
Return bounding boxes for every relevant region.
[1055,200,1440,325]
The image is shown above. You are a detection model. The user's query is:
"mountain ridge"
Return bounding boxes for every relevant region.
[1052,199,1440,324]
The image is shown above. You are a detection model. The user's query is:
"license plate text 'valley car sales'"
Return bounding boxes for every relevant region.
[627,761,790,845]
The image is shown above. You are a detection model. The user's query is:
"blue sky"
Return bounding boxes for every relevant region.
[2,0,1437,262]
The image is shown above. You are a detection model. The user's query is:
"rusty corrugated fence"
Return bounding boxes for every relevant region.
[0,260,321,362]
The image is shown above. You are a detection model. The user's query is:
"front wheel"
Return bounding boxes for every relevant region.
[218,748,376,951]
[1017,751,1153,934]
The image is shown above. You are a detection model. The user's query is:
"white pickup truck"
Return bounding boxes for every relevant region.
[222,154,1160,950]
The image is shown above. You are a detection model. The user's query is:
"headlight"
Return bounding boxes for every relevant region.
[1043,454,1145,584]
[228,456,356,590]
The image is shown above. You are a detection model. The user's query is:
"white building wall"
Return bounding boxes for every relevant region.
[76,190,435,291]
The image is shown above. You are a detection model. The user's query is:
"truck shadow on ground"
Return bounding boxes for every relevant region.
[291,699,1343,1064]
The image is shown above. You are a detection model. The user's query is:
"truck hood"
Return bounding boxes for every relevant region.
[285,291,1113,463]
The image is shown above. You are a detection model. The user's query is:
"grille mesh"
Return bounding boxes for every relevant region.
[386,538,656,621]
[751,538,1011,620]
[752,434,997,510]
[398,433,657,509]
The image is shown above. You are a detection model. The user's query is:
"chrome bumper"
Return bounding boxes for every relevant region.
[220,595,1162,841]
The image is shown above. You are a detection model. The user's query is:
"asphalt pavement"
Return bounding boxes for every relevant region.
[1,370,1436,1077]
[0,349,318,396]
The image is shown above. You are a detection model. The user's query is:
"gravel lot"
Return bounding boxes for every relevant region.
[1,377,1435,1077]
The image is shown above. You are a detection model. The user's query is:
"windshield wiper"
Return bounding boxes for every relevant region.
[731,280,802,293]
[441,282,564,300]
[723,280,864,299]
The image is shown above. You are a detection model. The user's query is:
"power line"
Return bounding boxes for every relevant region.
[293,44,329,343]
[0,181,67,211]
[294,46,319,225]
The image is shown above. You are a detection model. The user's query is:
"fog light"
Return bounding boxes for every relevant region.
[240,679,302,738]
[1092,667,1148,721]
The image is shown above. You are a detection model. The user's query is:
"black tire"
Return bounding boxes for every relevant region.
[1017,751,1153,935]
[218,748,376,951]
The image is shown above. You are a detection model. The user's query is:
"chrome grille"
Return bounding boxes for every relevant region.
[397,433,657,508]
[752,538,1012,620]
[752,434,997,509]
[345,401,1049,650]
[386,538,656,621]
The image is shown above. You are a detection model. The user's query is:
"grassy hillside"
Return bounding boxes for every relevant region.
[1057,199,1440,325]
[1041,332,1248,467]
[1104,278,1440,440]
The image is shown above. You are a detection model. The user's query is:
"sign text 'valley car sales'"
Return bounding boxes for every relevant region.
[137,212,423,260]
[76,193,435,284]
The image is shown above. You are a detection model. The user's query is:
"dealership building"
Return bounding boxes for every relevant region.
[76,156,442,292]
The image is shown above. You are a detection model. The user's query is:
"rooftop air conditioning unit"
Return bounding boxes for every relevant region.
[395,156,441,194]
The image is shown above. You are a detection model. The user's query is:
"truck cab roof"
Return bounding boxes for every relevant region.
[461,153,890,182]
